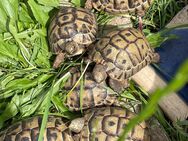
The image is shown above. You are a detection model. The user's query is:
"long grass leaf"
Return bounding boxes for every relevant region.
[38,72,71,141]
[118,59,188,141]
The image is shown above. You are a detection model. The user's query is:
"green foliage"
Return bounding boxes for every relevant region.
[143,0,187,31]
[0,1,187,141]
[28,0,51,26]
[0,0,60,128]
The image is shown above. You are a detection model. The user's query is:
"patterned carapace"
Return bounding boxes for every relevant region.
[85,0,154,16]
[77,106,148,141]
[0,116,73,141]
[48,7,97,53]
[63,67,118,111]
[90,28,159,81]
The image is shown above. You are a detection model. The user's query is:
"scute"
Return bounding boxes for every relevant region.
[48,7,97,54]
[0,116,73,141]
[78,107,148,141]
[63,68,118,111]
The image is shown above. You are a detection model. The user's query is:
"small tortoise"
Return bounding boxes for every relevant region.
[70,106,150,141]
[48,7,97,68]
[0,116,73,141]
[63,67,119,111]
[85,0,154,16]
[89,28,159,92]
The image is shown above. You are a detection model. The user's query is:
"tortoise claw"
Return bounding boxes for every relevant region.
[53,52,65,69]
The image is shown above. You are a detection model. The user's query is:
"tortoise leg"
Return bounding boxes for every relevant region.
[92,64,107,83]
[53,52,65,69]
[152,53,160,63]
[85,0,93,10]
[108,78,129,93]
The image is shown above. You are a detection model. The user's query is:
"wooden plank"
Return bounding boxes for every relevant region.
[132,65,188,121]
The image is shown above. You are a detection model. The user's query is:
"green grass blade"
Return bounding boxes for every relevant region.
[38,72,71,141]
[118,59,188,141]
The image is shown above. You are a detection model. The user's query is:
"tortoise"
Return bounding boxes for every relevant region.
[63,67,119,111]
[85,0,154,30]
[48,7,98,68]
[0,116,73,141]
[85,0,154,16]
[88,27,159,92]
[69,106,150,141]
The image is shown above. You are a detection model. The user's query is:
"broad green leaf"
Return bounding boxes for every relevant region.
[37,0,60,7]
[0,8,7,32]
[0,94,20,128]
[0,56,21,68]
[145,28,178,48]
[0,38,22,61]
[31,37,51,68]
[19,3,34,23]
[5,74,53,91]
[0,38,27,67]
[0,74,53,99]
[0,75,15,89]
[71,0,85,7]
[20,94,46,117]
[28,0,49,26]
[9,0,19,20]
[0,0,17,21]
[19,84,46,105]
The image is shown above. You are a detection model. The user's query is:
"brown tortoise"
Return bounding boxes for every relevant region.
[70,106,150,141]
[85,0,154,16]
[88,28,159,92]
[0,108,150,141]
[0,116,73,141]
[63,67,119,111]
[48,7,97,68]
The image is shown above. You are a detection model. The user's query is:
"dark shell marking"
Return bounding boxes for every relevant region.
[48,7,97,53]
[64,69,118,111]
[0,116,73,141]
[90,28,158,81]
[79,107,147,141]
[91,0,153,16]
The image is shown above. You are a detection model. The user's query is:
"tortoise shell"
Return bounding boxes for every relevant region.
[0,116,73,141]
[77,106,148,141]
[48,7,97,56]
[63,67,118,111]
[89,28,159,82]
[85,0,153,16]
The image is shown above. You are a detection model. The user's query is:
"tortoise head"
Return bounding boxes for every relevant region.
[64,41,84,57]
